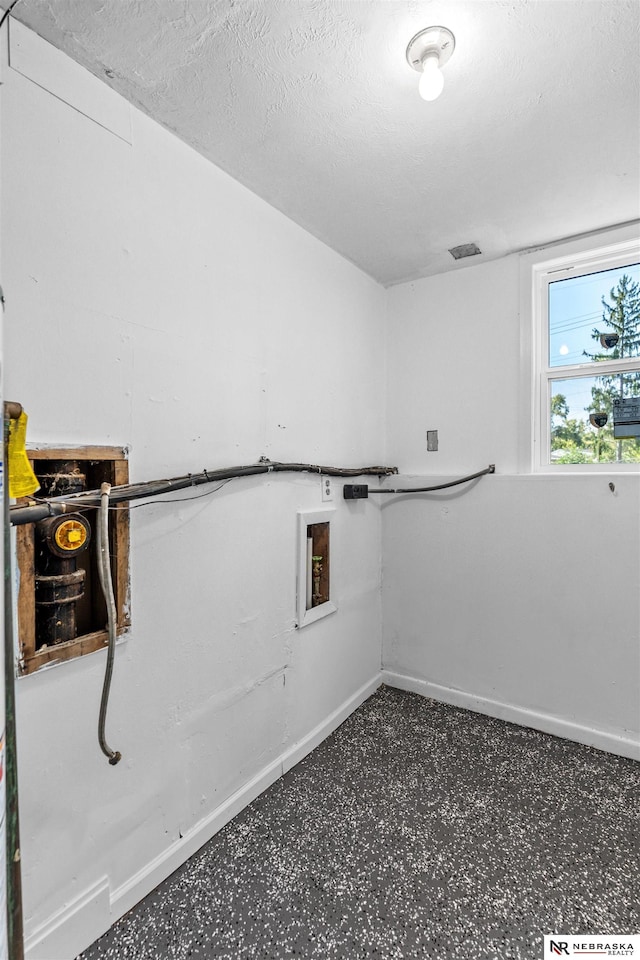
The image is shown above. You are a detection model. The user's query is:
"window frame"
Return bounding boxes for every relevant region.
[520,225,640,474]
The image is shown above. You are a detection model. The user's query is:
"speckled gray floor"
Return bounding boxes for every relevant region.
[78,685,640,960]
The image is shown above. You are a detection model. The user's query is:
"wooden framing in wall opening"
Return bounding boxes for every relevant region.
[296,508,336,629]
[16,445,130,676]
[307,522,330,607]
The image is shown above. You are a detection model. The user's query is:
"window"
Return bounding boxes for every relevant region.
[525,229,640,471]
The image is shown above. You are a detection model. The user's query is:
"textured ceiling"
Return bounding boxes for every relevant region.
[3,0,640,285]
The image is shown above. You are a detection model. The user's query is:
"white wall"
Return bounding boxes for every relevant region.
[383,255,640,759]
[3,21,638,960]
[386,256,521,475]
[1,26,387,958]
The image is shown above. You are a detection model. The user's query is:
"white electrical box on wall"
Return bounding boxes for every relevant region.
[296,508,337,629]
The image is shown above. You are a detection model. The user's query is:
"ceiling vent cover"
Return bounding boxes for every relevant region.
[449,243,482,260]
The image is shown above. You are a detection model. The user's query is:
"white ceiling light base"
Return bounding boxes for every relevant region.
[406,26,455,72]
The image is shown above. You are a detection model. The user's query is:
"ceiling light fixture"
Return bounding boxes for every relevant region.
[406,26,455,102]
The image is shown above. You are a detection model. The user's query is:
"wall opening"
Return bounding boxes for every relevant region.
[307,522,330,609]
[16,445,130,675]
[297,509,336,629]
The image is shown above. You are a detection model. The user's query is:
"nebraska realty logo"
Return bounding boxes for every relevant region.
[544,935,640,957]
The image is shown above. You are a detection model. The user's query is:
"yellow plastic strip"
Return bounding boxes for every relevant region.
[8,412,40,498]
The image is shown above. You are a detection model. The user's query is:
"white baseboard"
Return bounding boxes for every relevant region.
[25,876,111,960]
[281,674,381,774]
[382,669,640,762]
[111,672,381,920]
[25,673,382,960]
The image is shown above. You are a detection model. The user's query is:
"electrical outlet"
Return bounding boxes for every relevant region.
[321,476,333,501]
[427,429,438,451]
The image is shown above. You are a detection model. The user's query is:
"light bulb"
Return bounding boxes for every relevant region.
[419,53,444,101]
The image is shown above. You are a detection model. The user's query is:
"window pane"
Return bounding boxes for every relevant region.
[548,262,640,368]
[550,374,640,464]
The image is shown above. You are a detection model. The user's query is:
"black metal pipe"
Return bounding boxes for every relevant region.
[10,460,398,525]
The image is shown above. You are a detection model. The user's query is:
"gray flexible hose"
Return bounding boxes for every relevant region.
[96,483,121,765]
[367,464,495,493]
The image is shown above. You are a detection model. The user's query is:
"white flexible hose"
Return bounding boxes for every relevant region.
[96,482,121,765]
